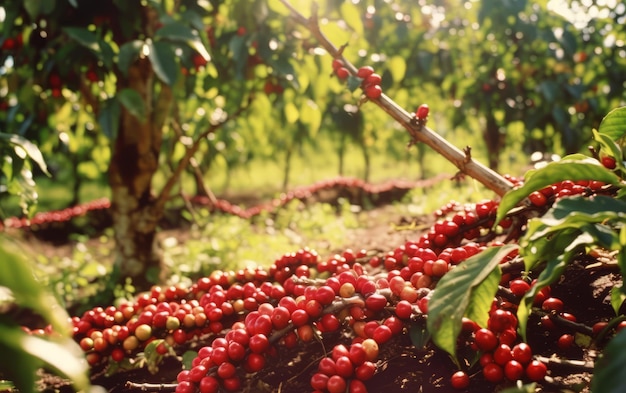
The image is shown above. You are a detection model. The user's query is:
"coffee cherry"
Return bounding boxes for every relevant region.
[335,356,354,378]
[310,372,329,390]
[528,191,547,207]
[327,375,347,393]
[450,370,470,389]
[416,104,429,120]
[508,279,531,297]
[482,363,504,383]
[364,84,382,99]
[525,360,547,382]
[335,67,349,80]
[249,333,269,353]
[395,300,413,319]
[199,376,220,393]
[474,328,498,351]
[541,297,564,312]
[244,353,266,372]
[511,343,532,365]
[601,155,617,169]
[349,379,368,393]
[357,66,375,78]
[504,360,524,381]
[557,333,575,350]
[365,293,387,312]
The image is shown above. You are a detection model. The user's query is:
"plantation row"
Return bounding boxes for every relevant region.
[0,176,426,232]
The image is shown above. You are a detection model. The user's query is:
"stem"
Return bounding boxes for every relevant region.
[279,0,514,197]
[124,381,176,391]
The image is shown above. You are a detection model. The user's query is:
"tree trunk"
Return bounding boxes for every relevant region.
[108,58,164,292]
[360,139,370,182]
[484,112,505,171]
[282,146,292,191]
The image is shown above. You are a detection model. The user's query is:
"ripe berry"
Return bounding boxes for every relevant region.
[511,343,532,364]
[327,375,347,393]
[474,328,498,351]
[525,360,547,382]
[482,363,504,383]
[416,104,429,119]
[528,191,547,207]
[363,73,382,87]
[557,334,575,350]
[365,293,387,312]
[357,66,375,78]
[332,59,343,70]
[508,279,531,297]
[601,155,617,169]
[310,372,329,390]
[335,356,354,378]
[450,370,470,389]
[364,84,382,99]
[493,344,513,365]
[541,297,564,312]
[504,360,524,381]
[335,67,349,80]
[395,300,413,319]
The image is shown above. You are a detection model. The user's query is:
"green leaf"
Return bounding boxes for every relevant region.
[23,0,44,20]
[154,21,211,62]
[387,56,407,84]
[593,129,625,172]
[427,244,517,361]
[598,106,626,142]
[592,329,626,393]
[284,102,299,124]
[0,133,49,176]
[340,2,364,36]
[524,196,626,247]
[118,40,144,76]
[495,157,622,225]
[0,325,89,392]
[148,41,178,86]
[118,88,147,123]
[0,241,70,334]
[518,232,592,340]
[267,0,290,16]
[98,98,121,140]
[182,350,197,370]
[63,27,100,52]
[409,324,430,349]
[611,284,626,316]
[499,383,537,393]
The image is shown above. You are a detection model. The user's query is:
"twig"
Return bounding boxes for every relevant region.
[155,95,253,211]
[536,356,595,373]
[279,0,514,197]
[124,381,177,391]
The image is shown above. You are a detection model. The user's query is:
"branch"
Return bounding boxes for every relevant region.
[280,0,514,197]
[154,96,253,211]
[125,381,176,391]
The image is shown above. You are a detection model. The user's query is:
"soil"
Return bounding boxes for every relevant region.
[6,177,618,393]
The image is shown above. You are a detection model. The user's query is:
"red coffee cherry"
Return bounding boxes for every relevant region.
[525,360,547,382]
[416,104,429,119]
[474,328,498,351]
[450,370,470,389]
[357,66,375,79]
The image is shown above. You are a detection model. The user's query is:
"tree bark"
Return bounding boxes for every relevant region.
[108,58,164,291]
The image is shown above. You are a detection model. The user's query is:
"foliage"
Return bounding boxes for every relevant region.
[427,107,626,390]
[0,238,89,393]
